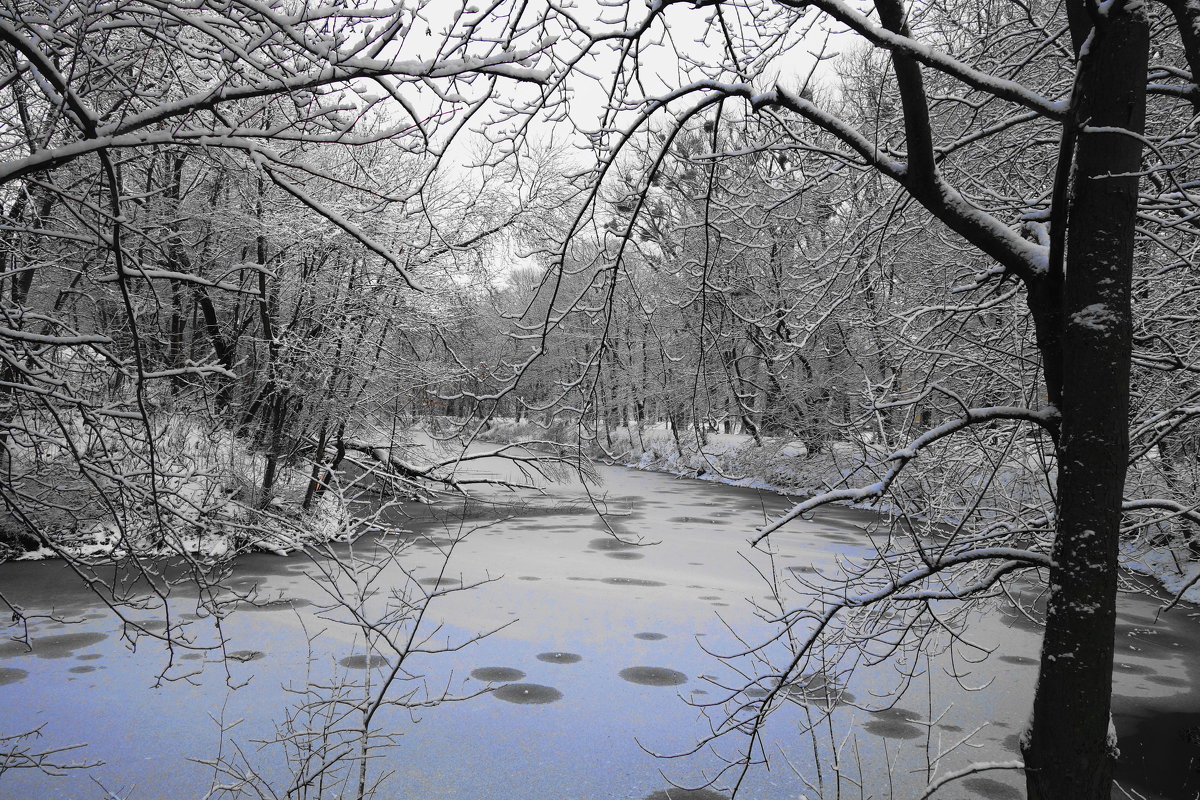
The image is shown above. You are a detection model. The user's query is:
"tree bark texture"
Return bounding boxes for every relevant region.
[1022,1,1148,798]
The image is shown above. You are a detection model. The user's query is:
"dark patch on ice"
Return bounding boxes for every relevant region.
[602,577,665,587]
[588,537,640,551]
[1114,624,1170,658]
[1146,675,1188,687]
[0,668,27,685]
[784,679,857,709]
[644,789,730,800]
[419,498,592,524]
[634,632,667,641]
[229,650,265,662]
[339,654,388,669]
[180,653,204,661]
[491,683,562,704]
[32,632,108,659]
[518,576,542,581]
[698,596,720,601]
[745,688,768,699]
[1114,661,1155,676]
[224,576,262,592]
[68,665,96,674]
[619,666,687,686]
[998,654,1036,666]
[862,719,923,739]
[238,597,312,612]
[862,707,922,739]
[998,606,1043,634]
[1002,733,1022,752]
[668,516,719,525]
[470,667,526,682]
[787,565,818,575]
[234,557,297,577]
[711,602,729,607]
[0,640,31,660]
[1116,708,1200,798]
[606,552,644,560]
[871,706,922,723]
[417,576,462,589]
[940,724,964,732]
[962,777,1022,800]
[537,652,582,664]
[75,653,102,661]
[413,537,454,549]
[815,532,858,544]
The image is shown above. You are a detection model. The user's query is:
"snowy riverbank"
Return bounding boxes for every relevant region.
[3,411,356,564]
[476,418,1200,606]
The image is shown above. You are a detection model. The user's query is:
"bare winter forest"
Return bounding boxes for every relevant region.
[2,1,1200,799]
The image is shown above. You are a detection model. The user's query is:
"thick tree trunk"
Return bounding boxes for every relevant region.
[196,288,236,408]
[311,423,347,505]
[729,343,763,446]
[1021,2,1148,798]
[302,424,329,510]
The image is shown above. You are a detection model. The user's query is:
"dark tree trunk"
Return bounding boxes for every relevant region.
[302,424,329,510]
[1162,0,1200,114]
[1021,1,1148,798]
[312,423,347,504]
[863,0,1149,794]
[196,288,235,409]
[728,343,763,446]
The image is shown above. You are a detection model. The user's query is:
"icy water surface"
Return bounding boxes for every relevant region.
[0,454,1197,799]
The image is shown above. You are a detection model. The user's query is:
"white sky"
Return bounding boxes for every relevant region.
[359,1,839,168]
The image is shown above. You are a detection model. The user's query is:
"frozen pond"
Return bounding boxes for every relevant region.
[0,452,1197,799]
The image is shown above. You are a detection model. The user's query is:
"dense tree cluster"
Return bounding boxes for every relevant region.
[0,0,566,564]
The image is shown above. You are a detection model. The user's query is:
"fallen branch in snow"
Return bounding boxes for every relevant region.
[334,438,571,496]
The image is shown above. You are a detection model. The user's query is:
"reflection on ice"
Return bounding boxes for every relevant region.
[470,667,525,682]
[491,683,563,704]
[619,666,688,687]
